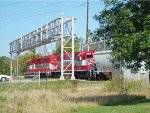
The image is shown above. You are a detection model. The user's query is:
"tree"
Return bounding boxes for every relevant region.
[0,56,10,75]
[53,40,61,55]
[94,0,150,72]
[53,37,84,55]
[19,53,40,75]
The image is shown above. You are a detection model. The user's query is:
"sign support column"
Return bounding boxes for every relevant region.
[10,54,13,79]
[16,53,19,78]
[71,17,75,80]
[60,13,65,80]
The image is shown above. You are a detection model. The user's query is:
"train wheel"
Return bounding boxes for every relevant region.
[96,74,101,81]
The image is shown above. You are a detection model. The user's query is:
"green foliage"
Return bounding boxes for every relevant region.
[53,41,61,55]
[94,0,150,72]
[105,75,124,94]
[71,100,150,113]
[0,95,6,103]
[0,80,101,92]
[53,37,84,55]
[19,53,40,75]
[105,75,143,95]
[0,56,10,75]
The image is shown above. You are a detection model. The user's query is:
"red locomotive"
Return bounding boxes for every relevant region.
[25,50,96,79]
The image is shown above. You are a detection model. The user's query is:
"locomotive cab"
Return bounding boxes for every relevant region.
[74,50,96,79]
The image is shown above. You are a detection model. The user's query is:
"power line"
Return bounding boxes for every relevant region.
[0,1,65,19]
[0,3,99,22]
[0,1,100,22]
[0,2,21,8]
[0,2,87,22]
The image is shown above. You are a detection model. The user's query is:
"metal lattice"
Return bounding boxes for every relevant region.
[9,14,76,80]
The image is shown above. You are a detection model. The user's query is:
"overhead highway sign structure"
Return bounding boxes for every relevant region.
[9,14,76,80]
[10,17,72,54]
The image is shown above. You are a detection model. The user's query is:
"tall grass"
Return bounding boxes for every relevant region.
[0,79,149,113]
[0,80,101,113]
[104,75,146,95]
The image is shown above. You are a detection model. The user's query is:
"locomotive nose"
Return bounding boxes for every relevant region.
[89,58,96,66]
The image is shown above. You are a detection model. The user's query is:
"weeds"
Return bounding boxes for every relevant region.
[105,75,144,95]
[0,95,6,103]
[0,79,149,113]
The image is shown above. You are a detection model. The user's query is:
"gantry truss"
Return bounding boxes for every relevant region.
[88,41,111,51]
[9,13,76,80]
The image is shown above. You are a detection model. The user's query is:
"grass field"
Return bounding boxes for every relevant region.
[71,100,150,113]
[0,79,150,113]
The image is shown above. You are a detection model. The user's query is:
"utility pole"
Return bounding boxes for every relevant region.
[86,0,89,50]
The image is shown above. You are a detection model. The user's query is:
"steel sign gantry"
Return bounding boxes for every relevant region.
[9,14,76,80]
[60,14,75,80]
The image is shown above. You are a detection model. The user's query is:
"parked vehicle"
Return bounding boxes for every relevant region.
[0,75,11,82]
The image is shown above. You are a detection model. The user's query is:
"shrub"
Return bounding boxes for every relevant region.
[105,75,143,95]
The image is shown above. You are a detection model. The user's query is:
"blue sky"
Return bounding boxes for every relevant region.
[0,0,104,57]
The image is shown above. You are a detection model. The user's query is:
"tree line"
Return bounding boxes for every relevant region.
[0,53,40,75]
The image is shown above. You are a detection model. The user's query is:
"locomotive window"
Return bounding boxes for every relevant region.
[78,56,82,60]
[27,66,30,69]
[87,55,93,58]
[37,59,40,64]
